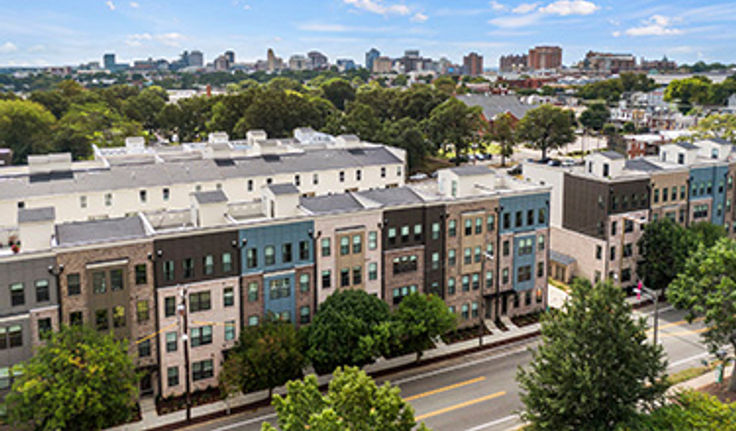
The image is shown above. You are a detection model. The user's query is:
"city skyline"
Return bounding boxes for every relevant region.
[1,0,735,67]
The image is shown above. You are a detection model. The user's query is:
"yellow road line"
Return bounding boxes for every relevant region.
[659,327,708,338]
[414,391,506,421]
[647,316,704,333]
[403,376,486,402]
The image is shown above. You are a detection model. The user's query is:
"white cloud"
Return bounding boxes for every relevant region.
[411,12,428,23]
[489,13,540,28]
[625,14,683,36]
[156,32,186,46]
[125,32,186,47]
[243,4,251,10]
[489,1,506,11]
[513,3,539,14]
[539,0,599,16]
[299,23,354,32]
[612,30,621,37]
[0,42,18,54]
[106,0,116,11]
[28,44,45,52]
[343,0,410,16]
[129,1,139,8]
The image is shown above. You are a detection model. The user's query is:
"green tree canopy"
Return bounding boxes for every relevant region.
[579,102,610,133]
[390,292,456,360]
[517,279,668,430]
[637,218,695,291]
[668,237,736,391]
[320,78,356,110]
[489,112,516,166]
[693,113,736,143]
[4,325,139,431]
[381,116,430,172]
[425,97,485,157]
[516,104,575,160]
[305,289,391,375]
[619,390,736,431]
[262,366,428,431]
[0,99,56,164]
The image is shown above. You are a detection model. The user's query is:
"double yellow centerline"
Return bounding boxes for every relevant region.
[401,376,506,422]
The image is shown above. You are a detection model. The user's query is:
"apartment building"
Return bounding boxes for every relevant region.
[524,138,736,288]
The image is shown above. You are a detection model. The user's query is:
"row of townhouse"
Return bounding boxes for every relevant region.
[0,160,550,402]
[524,137,736,287]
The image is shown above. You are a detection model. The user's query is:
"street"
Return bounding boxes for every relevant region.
[183,304,711,431]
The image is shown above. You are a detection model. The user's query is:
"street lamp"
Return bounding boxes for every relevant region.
[634,280,661,346]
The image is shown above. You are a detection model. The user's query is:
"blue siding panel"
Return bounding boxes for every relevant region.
[263,273,296,321]
[239,221,314,275]
[513,234,536,292]
[499,193,550,234]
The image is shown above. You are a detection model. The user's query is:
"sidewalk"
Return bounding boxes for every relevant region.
[109,322,542,431]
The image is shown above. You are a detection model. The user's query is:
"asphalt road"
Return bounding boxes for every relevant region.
[184,304,711,431]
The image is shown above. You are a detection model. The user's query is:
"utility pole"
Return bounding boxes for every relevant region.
[178,285,192,421]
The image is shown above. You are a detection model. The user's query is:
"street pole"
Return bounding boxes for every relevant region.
[179,286,192,422]
[652,288,660,347]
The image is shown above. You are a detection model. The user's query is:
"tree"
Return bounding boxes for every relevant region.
[668,237,736,391]
[637,218,695,291]
[121,86,168,130]
[619,390,736,431]
[320,78,356,110]
[305,289,391,375]
[382,117,430,171]
[0,99,56,164]
[516,104,575,160]
[425,98,484,157]
[664,76,712,111]
[517,279,668,430]
[340,102,382,142]
[433,75,457,96]
[579,102,610,134]
[693,113,736,143]
[4,325,138,431]
[262,366,429,431]
[688,221,726,248]
[220,317,305,398]
[391,293,455,360]
[391,84,446,121]
[489,112,516,166]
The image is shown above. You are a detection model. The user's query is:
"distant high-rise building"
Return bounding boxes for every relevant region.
[399,49,423,72]
[288,55,308,71]
[527,46,562,70]
[499,54,528,72]
[404,49,420,58]
[336,59,356,72]
[188,50,204,67]
[213,55,229,71]
[372,56,393,73]
[463,52,483,76]
[103,53,115,70]
[224,50,235,65]
[266,48,284,72]
[639,56,676,72]
[583,51,635,73]
[307,51,329,70]
[365,48,380,72]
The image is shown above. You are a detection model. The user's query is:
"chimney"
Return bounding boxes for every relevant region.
[190,190,229,227]
[17,207,56,252]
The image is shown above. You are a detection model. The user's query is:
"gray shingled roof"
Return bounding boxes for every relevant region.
[674,142,698,150]
[18,207,55,223]
[55,216,146,246]
[625,159,662,172]
[300,193,364,214]
[455,94,538,120]
[267,183,299,195]
[707,137,732,146]
[598,150,625,160]
[356,187,424,206]
[449,165,492,176]
[550,250,576,266]
[193,190,227,204]
[0,147,403,200]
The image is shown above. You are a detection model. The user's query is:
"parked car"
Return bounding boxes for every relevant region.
[507,165,522,175]
[409,173,428,181]
[476,154,485,161]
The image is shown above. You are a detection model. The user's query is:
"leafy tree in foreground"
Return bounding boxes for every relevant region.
[391,292,456,360]
[619,390,736,431]
[262,366,429,431]
[220,317,305,398]
[637,218,695,291]
[305,289,390,375]
[425,97,485,158]
[0,99,56,164]
[516,104,575,160]
[688,221,726,248]
[489,112,516,166]
[668,237,736,391]
[517,279,668,431]
[4,325,138,431]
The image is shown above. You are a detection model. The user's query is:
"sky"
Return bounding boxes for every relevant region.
[0,0,735,68]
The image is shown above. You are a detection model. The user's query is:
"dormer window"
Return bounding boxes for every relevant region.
[677,153,684,164]
[711,148,718,159]
[602,163,609,177]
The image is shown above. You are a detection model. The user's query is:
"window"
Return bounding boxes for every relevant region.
[136,300,149,322]
[381,167,386,178]
[266,178,272,185]
[299,274,310,292]
[92,272,106,293]
[662,188,668,202]
[282,243,293,263]
[474,246,481,263]
[8,326,21,348]
[192,359,214,381]
[603,163,609,177]
[515,211,522,228]
[220,287,234,307]
[167,367,179,387]
[321,238,331,257]
[105,193,113,206]
[166,331,177,352]
[610,246,616,261]
[0,328,5,349]
[269,278,290,299]
[401,225,410,242]
[472,273,480,290]
[538,208,546,224]
[448,220,457,237]
[623,243,633,258]
[502,268,509,284]
[486,270,493,288]
[525,291,532,306]
[341,268,350,287]
[369,262,378,280]
[340,236,350,255]
[138,339,151,357]
[182,259,194,279]
[475,217,483,234]
[679,209,686,224]
[300,306,311,324]
[393,255,418,274]
[451,180,457,197]
[518,265,532,282]
[70,311,83,326]
[139,190,147,203]
[471,302,479,318]
[596,245,602,260]
[322,270,332,288]
[189,291,211,312]
[610,221,617,236]
[728,199,732,212]
[414,224,422,240]
[503,240,510,257]
[222,252,232,272]
[80,195,87,208]
[95,309,108,331]
[431,222,440,240]
[624,220,634,233]
[680,185,686,199]
[339,171,345,182]
[671,186,677,201]
[463,248,472,265]
[299,241,310,260]
[462,275,470,292]
[448,249,456,266]
[487,215,495,231]
[503,213,511,230]
[463,219,473,236]
[294,174,300,186]
[397,166,402,177]
[537,235,545,251]
[313,173,319,185]
[38,318,51,340]
[621,268,632,282]
[163,261,175,281]
[353,234,362,253]
[191,325,213,347]
[461,304,469,320]
[391,285,417,304]
[707,182,713,195]
[356,169,362,181]
[431,252,440,270]
[163,187,170,201]
[388,227,397,244]
[132,264,147,285]
[264,246,275,265]
[527,209,534,226]
[35,280,49,303]
[67,273,81,296]
[368,231,378,249]
[112,306,125,328]
[537,262,544,278]
[694,204,708,219]
[246,282,259,302]
[448,277,456,295]
[165,296,176,317]
[202,255,215,275]
[518,238,533,255]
